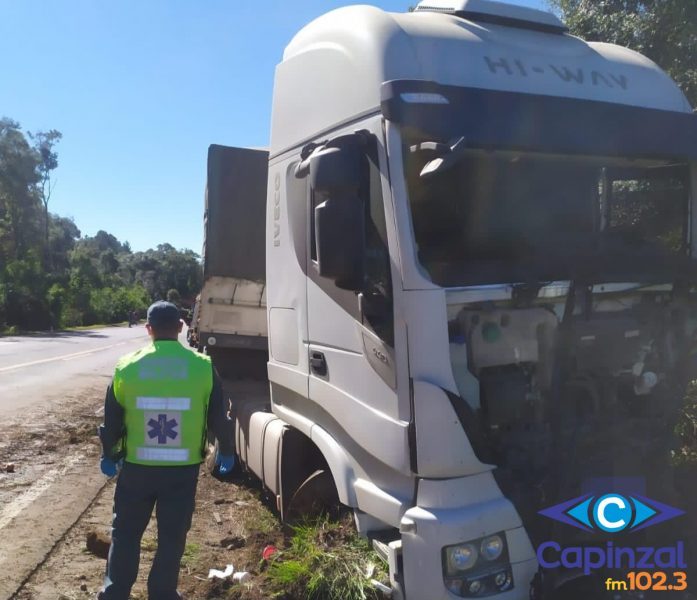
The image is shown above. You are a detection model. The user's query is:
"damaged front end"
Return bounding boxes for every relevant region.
[446,278,697,598]
[404,137,697,597]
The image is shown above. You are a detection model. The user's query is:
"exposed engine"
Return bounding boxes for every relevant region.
[448,283,697,563]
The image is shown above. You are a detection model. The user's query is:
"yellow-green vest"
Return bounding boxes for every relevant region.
[113,341,213,466]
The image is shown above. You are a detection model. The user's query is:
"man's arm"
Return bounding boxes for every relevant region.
[207,370,235,456]
[98,381,125,460]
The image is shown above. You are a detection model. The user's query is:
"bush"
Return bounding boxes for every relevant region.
[50,284,151,327]
[86,285,150,325]
[3,255,51,330]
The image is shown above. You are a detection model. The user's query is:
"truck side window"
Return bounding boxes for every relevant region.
[310,189,318,263]
[307,137,394,347]
[607,167,688,254]
[363,141,394,347]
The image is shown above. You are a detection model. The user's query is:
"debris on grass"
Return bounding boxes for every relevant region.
[262,544,277,560]
[208,564,235,579]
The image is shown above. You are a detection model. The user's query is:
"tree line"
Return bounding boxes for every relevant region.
[550,1,697,108]
[0,118,202,332]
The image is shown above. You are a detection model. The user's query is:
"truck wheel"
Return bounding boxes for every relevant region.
[285,469,338,522]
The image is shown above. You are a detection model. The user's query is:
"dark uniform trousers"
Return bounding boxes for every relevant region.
[99,462,200,600]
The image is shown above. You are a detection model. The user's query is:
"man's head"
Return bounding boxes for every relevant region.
[146,301,183,340]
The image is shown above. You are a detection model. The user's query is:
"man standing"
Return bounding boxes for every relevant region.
[98,301,235,600]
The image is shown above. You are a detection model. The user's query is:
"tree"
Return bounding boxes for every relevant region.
[0,116,203,331]
[29,129,62,265]
[127,245,202,302]
[48,215,80,273]
[549,0,697,107]
[0,118,42,262]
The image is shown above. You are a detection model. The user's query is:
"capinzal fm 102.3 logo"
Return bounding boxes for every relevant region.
[540,493,684,534]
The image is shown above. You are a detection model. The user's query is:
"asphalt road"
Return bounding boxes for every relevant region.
[0,324,184,418]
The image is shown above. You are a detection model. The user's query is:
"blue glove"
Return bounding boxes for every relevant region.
[216,454,235,475]
[100,457,121,477]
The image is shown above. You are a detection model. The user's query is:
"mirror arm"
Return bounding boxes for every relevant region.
[295,140,329,179]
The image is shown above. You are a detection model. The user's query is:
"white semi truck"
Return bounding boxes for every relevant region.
[215,1,697,598]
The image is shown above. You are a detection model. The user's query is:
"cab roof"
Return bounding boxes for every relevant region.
[270,3,692,155]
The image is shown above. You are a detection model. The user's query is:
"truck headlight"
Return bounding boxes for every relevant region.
[446,543,478,572]
[480,535,504,561]
[443,532,513,597]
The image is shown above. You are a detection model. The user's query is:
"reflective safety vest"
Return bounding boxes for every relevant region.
[113,340,213,466]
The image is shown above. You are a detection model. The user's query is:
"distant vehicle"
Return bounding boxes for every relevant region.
[186,295,201,347]
[203,1,697,598]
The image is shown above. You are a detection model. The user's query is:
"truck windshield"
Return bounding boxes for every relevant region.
[404,145,691,286]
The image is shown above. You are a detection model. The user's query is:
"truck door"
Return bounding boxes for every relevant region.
[305,123,412,480]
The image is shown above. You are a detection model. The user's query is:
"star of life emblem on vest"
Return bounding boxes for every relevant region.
[144,411,182,447]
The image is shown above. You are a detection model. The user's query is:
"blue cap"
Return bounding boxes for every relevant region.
[146,301,180,328]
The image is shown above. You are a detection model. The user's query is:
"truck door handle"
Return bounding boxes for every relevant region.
[310,351,327,376]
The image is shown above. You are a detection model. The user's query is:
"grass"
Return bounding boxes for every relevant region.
[242,504,279,536]
[141,536,157,552]
[181,542,201,567]
[266,515,388,600]
[139,538,199,569]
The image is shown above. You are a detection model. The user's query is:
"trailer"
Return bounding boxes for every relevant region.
[196,145,268,378]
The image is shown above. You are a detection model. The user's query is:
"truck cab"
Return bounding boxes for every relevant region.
[247,1,697,598]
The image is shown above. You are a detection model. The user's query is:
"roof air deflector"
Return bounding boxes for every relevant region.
[414,0,568,34]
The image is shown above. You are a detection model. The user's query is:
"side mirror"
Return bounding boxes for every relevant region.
[315,193,365,290]
[296,133,370,291]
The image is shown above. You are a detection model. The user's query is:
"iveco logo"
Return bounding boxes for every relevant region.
[273,172,281,247]
[540,493,684,534]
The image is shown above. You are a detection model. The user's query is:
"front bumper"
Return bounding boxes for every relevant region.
[399,474,538,600]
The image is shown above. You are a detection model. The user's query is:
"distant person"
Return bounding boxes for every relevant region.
[98,301,235,600]
[128,310,137,328]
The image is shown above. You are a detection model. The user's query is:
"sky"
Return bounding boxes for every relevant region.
[2,0,548,254]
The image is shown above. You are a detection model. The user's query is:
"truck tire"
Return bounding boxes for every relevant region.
[285,469,339,522]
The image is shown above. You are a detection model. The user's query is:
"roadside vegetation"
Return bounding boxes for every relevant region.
[130,475,390,600]
[265,516,388,600]
[0,118,202,332]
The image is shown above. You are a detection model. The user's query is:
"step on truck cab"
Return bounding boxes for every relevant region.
[231,1,697,598]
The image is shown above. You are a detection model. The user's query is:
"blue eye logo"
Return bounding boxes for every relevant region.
[539,494,684,533]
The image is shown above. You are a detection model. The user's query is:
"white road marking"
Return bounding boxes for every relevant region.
[0,453,85,532]
[0,340,133,373]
